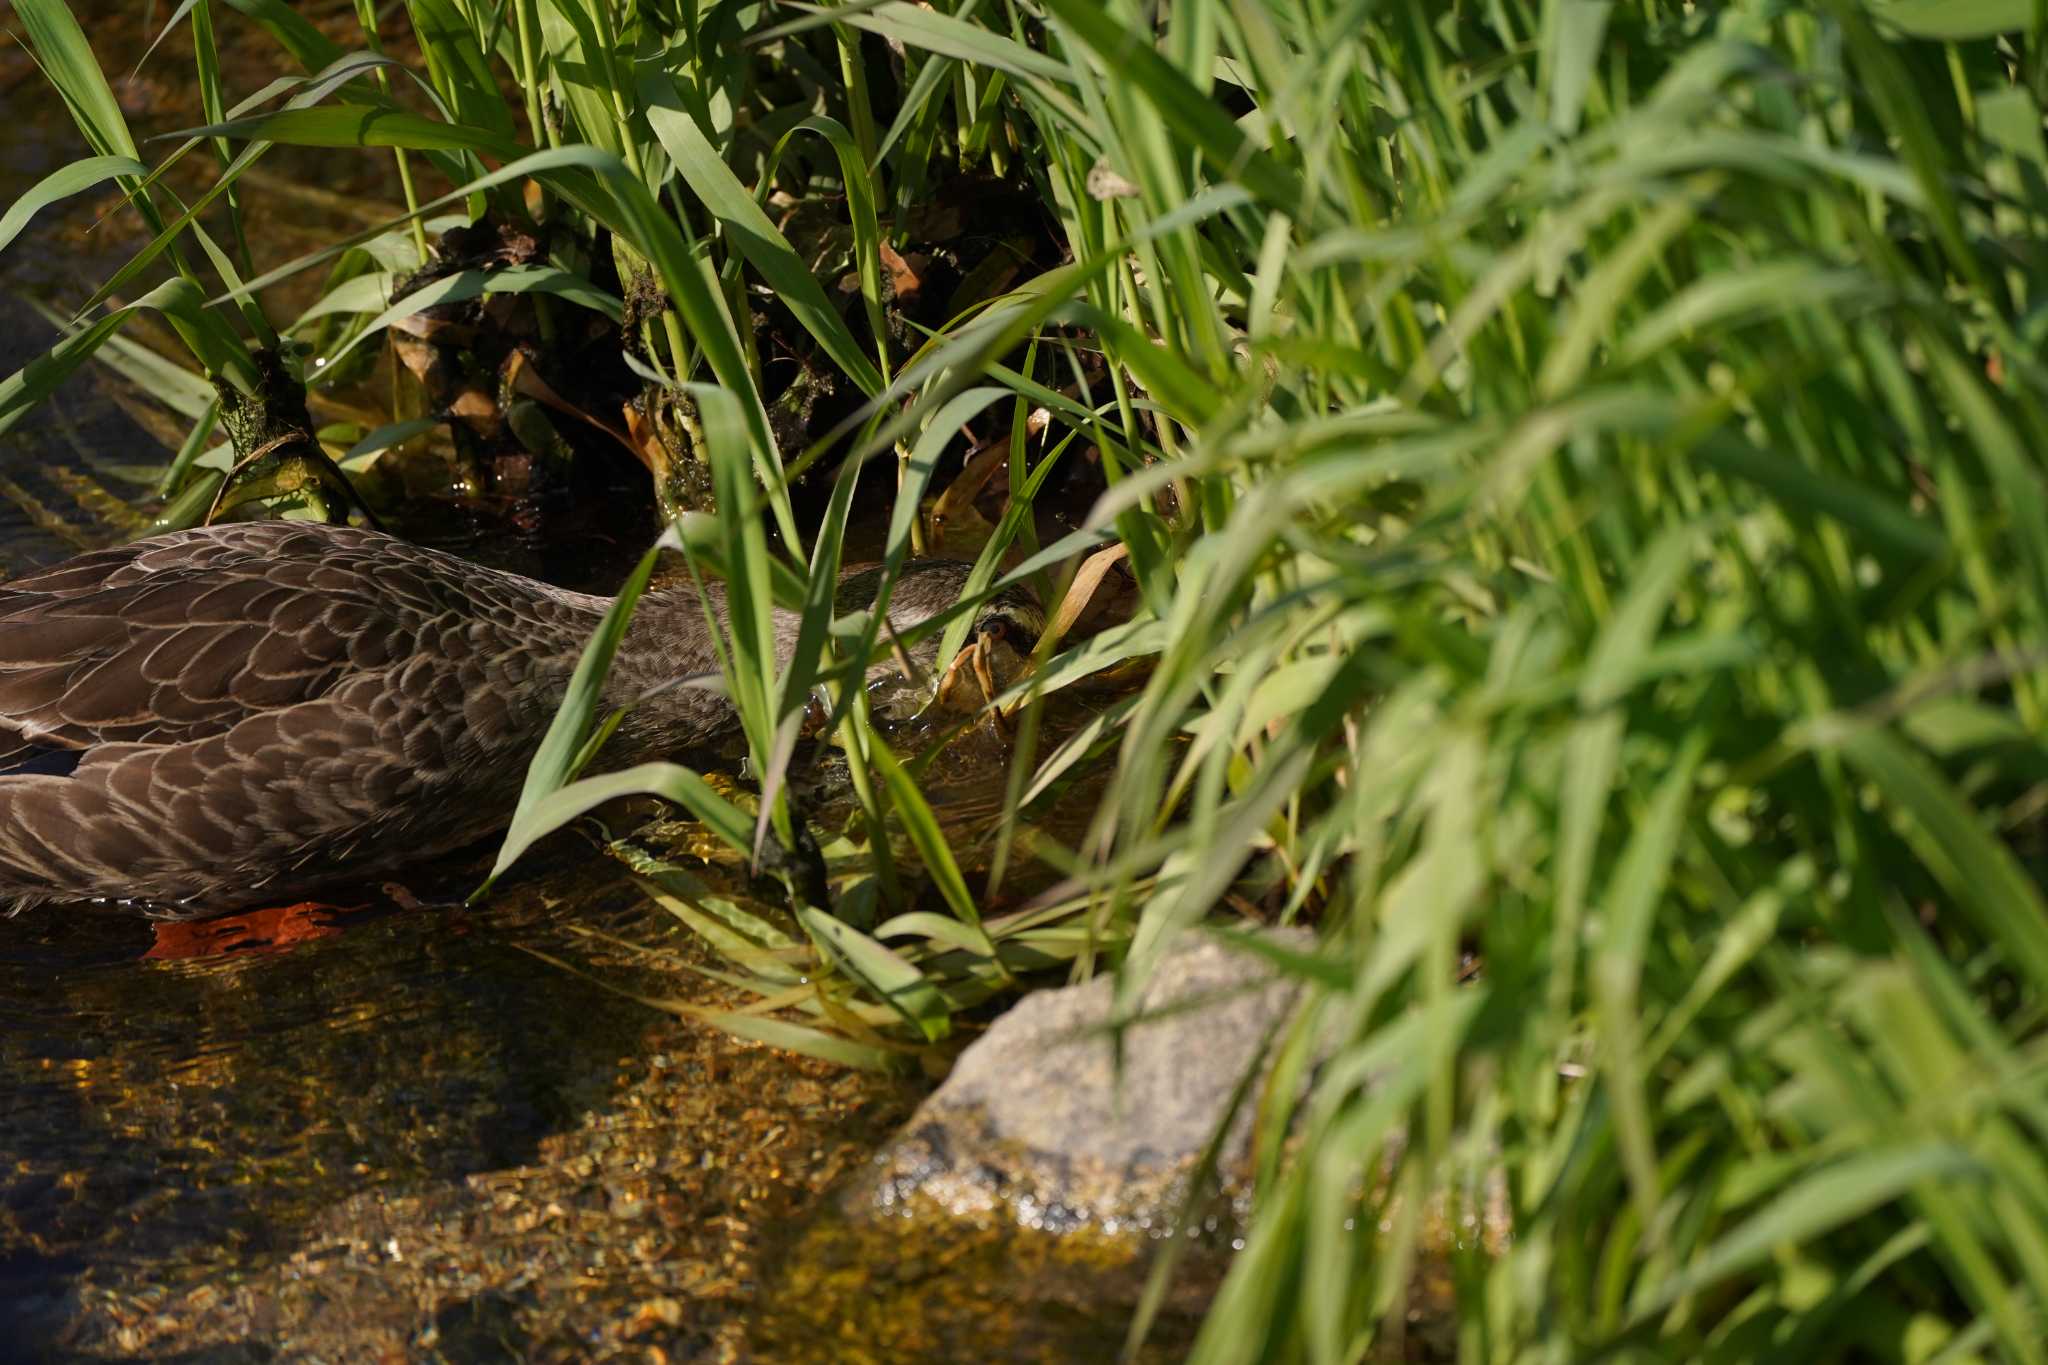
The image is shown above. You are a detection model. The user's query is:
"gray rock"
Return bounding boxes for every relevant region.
[849,928,1315,1234]
[785,928,1505,1354]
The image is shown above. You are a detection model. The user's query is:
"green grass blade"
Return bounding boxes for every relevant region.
[867,736,993,946]
[645,84,884,396]
[14,0,142,160]
[797,906,952,1041]
[1627,1143,1981,1324]
[0,156,148,258]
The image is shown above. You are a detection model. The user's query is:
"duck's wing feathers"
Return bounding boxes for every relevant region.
[0,524,404,769]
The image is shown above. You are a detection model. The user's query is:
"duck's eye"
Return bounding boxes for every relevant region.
[975,608,1042,656]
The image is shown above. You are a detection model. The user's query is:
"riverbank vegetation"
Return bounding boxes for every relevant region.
[7,0,2048,1357]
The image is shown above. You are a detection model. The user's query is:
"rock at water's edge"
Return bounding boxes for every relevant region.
[758,928,1509,1360]
[849,928,1314,1234]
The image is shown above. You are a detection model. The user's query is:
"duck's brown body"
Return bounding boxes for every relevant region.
[0,523,997,916]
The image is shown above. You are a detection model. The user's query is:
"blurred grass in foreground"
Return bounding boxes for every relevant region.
[1090,3,2048,1359]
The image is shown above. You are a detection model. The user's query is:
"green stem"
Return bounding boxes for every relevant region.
[834,14,885,207]
[835,696,904,911]
[591,0,645,180]
[352,0,428,265]
[659,311,691,379]
[900,439,925,555]
[508,0,555,345]
[190,0,255,278]
[637,318,673,387]
[393,148,428,263]
[515,0,551,150]
[595,0,692,378]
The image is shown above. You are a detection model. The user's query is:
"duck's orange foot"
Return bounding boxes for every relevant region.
[143,900,361,962]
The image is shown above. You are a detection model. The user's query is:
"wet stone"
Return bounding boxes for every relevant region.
[851,928,1315,1235]
[742,932,1315,1363]
[747,929,1512,1362]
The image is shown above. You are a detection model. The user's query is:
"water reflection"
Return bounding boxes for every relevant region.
[3,878,620,1326]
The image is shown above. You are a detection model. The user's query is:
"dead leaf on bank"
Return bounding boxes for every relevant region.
[447,386,502,439]
[945,236,1033,316]
[388,311,475,345]
[902,199,964,242]
[1045,542,1132,649]
[878,241,924,301]
[925,432,1012,545]
[620,402,663,475]
[1086,159,1141,200]
[922,387,1065,551]
[623,1297,685,1337]
[390,333,448,394]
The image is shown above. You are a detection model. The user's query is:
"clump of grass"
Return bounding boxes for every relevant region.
[981,3,2048,1359]
[12,0,2048,1357]
[460,2,2048,1354]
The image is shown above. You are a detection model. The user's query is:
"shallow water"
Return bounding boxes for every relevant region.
[0,858,941,1360]
[2,880,652,1333]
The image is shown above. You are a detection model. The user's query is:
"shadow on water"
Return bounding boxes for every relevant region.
[0,877,654,1339]
[0,851,928,1361]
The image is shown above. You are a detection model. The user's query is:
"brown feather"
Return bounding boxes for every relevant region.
[0,523,1021,916]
